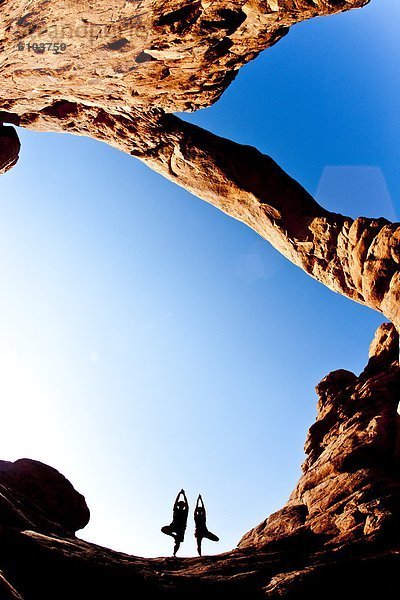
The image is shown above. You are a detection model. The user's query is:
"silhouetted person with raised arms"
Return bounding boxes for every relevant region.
[161,489,189,556]
[194,494,219,556]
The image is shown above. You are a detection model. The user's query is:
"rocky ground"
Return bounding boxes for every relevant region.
[0,324,399,599]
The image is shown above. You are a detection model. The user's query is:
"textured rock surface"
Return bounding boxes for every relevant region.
[0,325,399,598]
[0,0,368,115]
[0,458,90,535]
[3,0,398,333]
[240,323,400,550]
[0,572,23,600]
[0,125,20,174]
[5,103,398,330]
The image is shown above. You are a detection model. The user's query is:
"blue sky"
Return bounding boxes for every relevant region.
[0,0,398,557]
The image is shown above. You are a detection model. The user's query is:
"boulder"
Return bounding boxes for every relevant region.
[0,458,89,535]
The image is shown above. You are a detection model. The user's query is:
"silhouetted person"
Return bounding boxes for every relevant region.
[161,489,189,556]
[194,494,219,556]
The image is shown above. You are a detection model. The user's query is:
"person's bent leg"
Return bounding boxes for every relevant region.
[203,530,219,542]
[161,525,175,537]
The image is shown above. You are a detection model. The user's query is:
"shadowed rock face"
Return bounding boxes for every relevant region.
[0,324,399,599]
[0,458,90,535]
[0,125,20,174]
[0,573,23,600]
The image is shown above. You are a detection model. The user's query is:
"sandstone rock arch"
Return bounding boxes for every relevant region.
[1,0,398,331]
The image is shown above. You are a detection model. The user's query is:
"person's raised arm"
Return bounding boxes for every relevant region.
[174,489,188,507]
[173,489,184,509]
[196,494,204,509]
[181,489,189,510]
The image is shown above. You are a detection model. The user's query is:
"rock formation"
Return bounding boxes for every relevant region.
[240,323,400,549]
[0,125,20,174]
[0,324,399,598]
[0,458,90,535]
[0,0,369,115]
[2,0,399,331]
